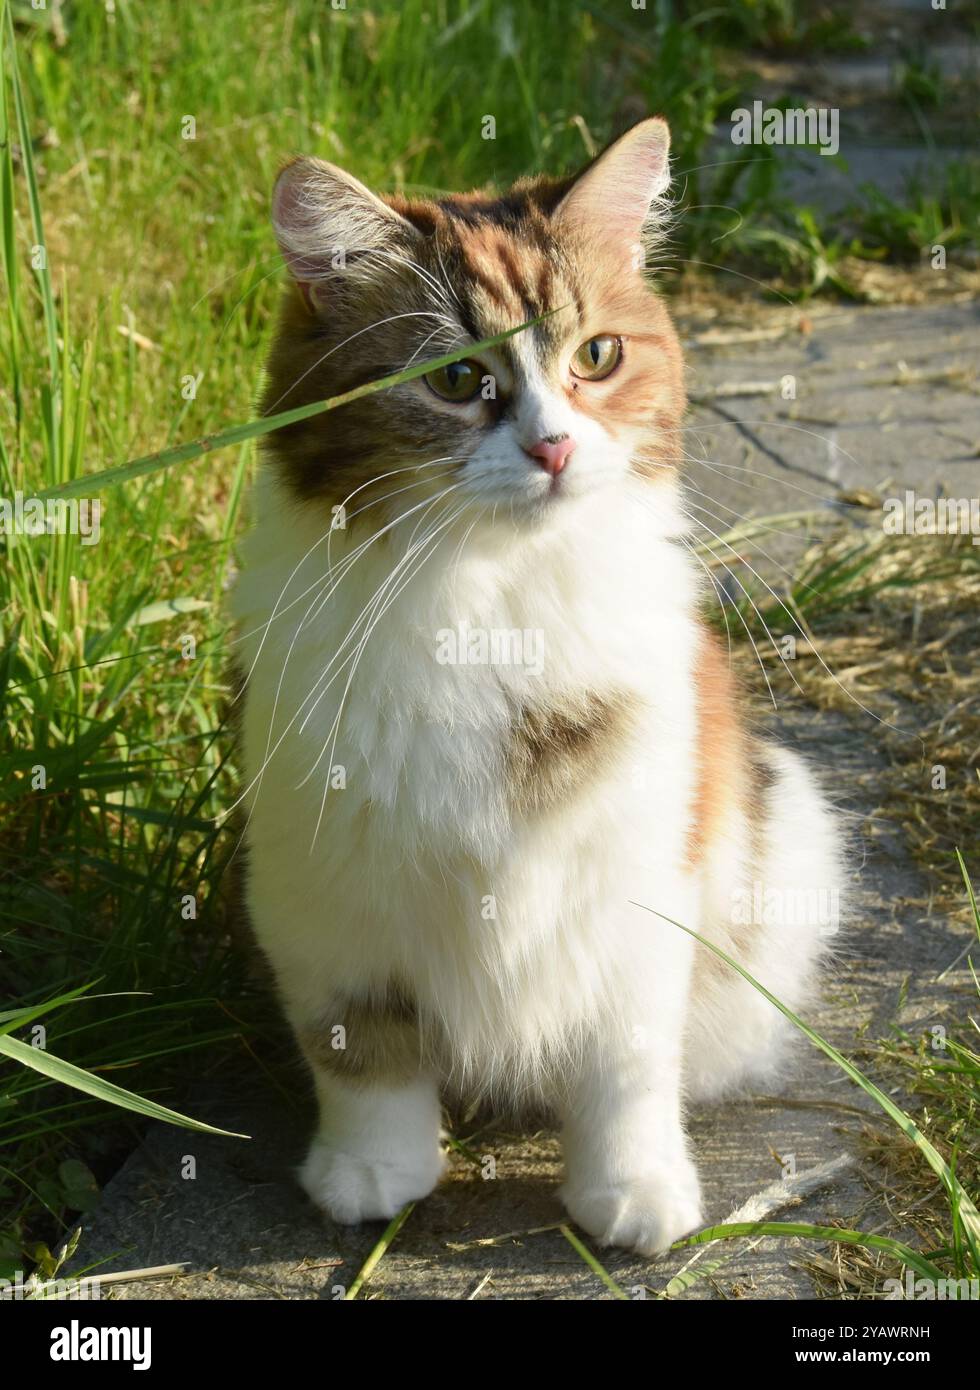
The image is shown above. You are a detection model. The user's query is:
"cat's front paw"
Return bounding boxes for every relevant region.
[299,1137,445,1224]
[561,1166,704,1257]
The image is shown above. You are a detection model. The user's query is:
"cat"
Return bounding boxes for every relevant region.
[229,117,843,1256]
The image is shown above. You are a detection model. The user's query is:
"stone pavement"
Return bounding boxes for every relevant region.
[681,298,979,572]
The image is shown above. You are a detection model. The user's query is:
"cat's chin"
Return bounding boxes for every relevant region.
[497,492,580,533]
[481,475,613,531]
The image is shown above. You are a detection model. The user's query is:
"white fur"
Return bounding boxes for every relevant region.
[299,1073,445,1222]
[230,408,842,1253]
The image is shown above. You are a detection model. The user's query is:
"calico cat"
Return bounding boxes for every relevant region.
[230,118,843,1255]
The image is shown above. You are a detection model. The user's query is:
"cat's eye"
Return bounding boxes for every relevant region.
[570,335,621,381]
[424,358,483,402]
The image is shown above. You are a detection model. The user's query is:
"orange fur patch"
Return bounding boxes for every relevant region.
[685,625,744,868]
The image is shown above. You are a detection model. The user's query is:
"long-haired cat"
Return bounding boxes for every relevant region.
[230,118,842,1255]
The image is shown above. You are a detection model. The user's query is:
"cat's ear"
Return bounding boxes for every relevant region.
[272,156,418,311]
[555,117,671,260]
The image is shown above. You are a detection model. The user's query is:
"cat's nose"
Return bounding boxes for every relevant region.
[525,434,576,477]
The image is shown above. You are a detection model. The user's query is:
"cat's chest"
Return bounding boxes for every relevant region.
[343,657,639,823]
[248,612,642,860]
[234,492,696,856]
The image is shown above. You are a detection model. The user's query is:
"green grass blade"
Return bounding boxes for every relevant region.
[673,1221,948,1285]
[0,982,96,1035]
[5,1,60,469]
[0,0,21,433]
[343,1201,415,1300]
[37,311,562,502]
[664,1237,765,1297]
[559,1224,630,1299]
[956,850,980,938]
[0,1034,249,1138]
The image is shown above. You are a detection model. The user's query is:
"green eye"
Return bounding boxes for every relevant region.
[570,335,621,381]
[424,358,482,402]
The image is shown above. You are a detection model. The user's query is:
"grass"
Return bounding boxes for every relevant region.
[1,0,978,1295]
[344,1203,417,1301]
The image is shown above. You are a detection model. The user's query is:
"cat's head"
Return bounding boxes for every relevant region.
[263,118,684,531]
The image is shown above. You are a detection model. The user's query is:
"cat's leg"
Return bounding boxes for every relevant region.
[558,892,705,1256]
[299,1071,445,1224]
[560,1047,703,1256]
[244,832,446,1222]
[294,998,446,1223]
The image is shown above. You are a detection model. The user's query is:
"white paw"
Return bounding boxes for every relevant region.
[299,1136,445,1224]
[561,1166,704,1256]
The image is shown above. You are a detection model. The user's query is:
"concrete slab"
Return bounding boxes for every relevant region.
[678,299,979,575]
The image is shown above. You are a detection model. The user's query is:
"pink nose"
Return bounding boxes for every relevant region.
[526,435,576,477]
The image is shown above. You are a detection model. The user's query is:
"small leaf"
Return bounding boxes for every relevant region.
[58,1160,99,1212]
[25,1241,56,1278]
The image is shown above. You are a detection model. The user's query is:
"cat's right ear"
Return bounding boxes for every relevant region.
[554,118,671,269]
[272,157,417,312]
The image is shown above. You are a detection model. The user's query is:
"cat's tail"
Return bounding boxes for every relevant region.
[682,738,846,1104]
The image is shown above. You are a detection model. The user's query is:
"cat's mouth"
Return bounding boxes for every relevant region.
[541,471,566,499]
[514,470,579,523]
[516,470,567,514]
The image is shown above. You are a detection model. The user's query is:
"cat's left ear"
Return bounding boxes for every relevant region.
[555,117,671,260]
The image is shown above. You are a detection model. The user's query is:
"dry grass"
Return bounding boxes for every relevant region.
[733,527,980,902]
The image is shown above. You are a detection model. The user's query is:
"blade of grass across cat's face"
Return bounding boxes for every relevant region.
[37,311,564,502]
